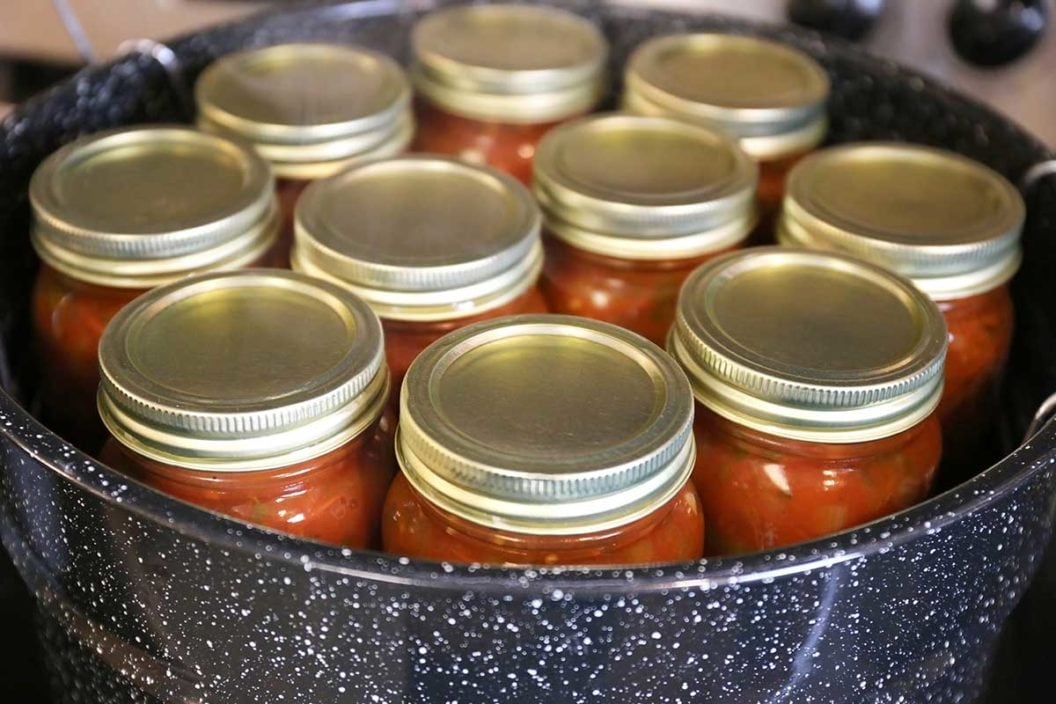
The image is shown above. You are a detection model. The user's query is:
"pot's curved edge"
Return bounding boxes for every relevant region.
[1,0,1055,595]
[4,377,1056,595]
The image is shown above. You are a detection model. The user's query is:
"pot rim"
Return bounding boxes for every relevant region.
[2,0,1056,595]
[5,388,1054,594]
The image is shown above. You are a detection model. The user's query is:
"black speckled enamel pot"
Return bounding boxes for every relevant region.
[3,2,1056,702]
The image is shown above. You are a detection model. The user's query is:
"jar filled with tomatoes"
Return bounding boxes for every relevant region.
[534,114,757,346]
[196,43,414,264]
[382,315,704,566]
[291,156,547,401]
[410,3,607,184]
[97,270,396,547]
[669,248,947,555]
[624,33,828,222]
[31,126,280,452]
[778,143,1024,482]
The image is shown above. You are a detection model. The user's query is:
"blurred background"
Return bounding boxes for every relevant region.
[1,1,1054,145]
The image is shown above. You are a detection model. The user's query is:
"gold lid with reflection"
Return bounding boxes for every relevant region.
[779,143,1025,300]
[534,114,758,259]
[31,126,278,288]
[669,248,947,443]
[398,315,695,535]
[412,4,607,123]
[99,270,388,471]
[292,156,542,321]
[196,44,413,180]
[624,34,829,160]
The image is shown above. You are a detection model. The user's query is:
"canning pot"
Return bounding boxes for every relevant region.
[3,1,1056,702]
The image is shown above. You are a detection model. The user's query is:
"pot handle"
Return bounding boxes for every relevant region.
[116,38,193,118]
[1024,391,1056,442]
[51,0,192,117]
[1021,159,1056,191]
[1017,162,1056,443]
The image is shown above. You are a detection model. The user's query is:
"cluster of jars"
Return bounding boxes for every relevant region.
[30,5,1024,567]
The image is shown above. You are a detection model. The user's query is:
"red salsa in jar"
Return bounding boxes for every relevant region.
[778,144,1024,484]
[669,248,947,555]
[195,43,414,264]
[410,4,607,184]
[624,33,829,228]
[30,126,280,452]
[291,156,548,403]
[97,271,396,547]
[382,315,704,566]
[534,114,758,345]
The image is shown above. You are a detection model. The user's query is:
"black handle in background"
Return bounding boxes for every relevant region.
[0,555,47,703]
[949,0,1049,67]
[786,0,887,41]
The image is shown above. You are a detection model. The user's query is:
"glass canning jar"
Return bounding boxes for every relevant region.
[292,156,548,402]
[669,248,948,555]
[624,33,829,225]
[410,3,607,184]
[97,270,396,548]
[534,114,758,345]
[382,315,705,566]
[195,43,414,264]
[778,143,1024,483]
[30,126,280,452]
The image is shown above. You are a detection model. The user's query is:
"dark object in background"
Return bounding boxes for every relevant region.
[0,58,73,704]
[1,2,1056,704]
[0,556,46,702]
[0,59,75,106]
[786,0,887,41]
[949,0,1048,67]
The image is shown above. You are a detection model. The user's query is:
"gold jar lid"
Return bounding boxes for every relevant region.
[31,126,278,288]
[411,4,607,123]
[533,114,758,260]
[624,34,829,160]
[398,315,695,536]
[669,248,947,444]
[98,270,388,471]
[779,143,1025,300]
[292,156,542,322]
[195,44,413,180]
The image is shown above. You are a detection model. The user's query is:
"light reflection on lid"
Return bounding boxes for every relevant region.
[398,315,695,535]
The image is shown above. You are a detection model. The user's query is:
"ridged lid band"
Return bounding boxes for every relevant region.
[413,64,605,124]
[623,89,827,160]
[623,33,829,160]
[199,110,414,181]
[779,143,1025,300]
[536,183,757,260]
[98,271,389,471]
[533,114,758,259]
[411,4,607,123]
[398,315,696,535]
[669,248,947,443]
[397,422,695,536]
[778,215,1022,300]
[30,125,278,288]
[100,370,389,472]
[293,239,544,322]
[668,328,944,444]
[34,200,280,288]
[195,43,413,177]
[292,156,543,321]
